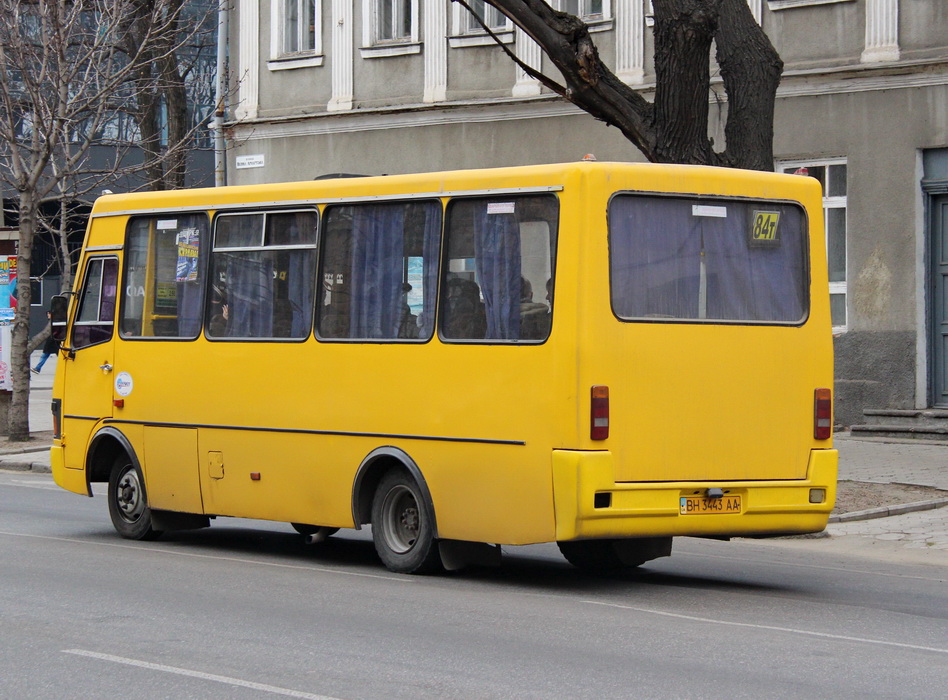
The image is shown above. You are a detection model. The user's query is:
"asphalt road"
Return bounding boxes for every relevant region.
[2,470,946,700]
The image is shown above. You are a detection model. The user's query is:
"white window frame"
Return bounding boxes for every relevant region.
[779,157,848,333]
[767,0,854,10]
[361,0,421,58]
[269,0,323,71]
[559,0,613,32]
[449,1,513,48]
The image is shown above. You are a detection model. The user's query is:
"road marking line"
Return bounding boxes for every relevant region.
[7,480,61,490]
[64,649,344,699]
[582,600,948,654]
[0,530,410,583]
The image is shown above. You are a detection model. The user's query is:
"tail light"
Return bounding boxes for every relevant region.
[51,398,62,440]
[814,388,832,440]
[591,385,609,440]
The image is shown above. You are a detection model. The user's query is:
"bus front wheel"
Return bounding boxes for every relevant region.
[107,455,162,541]
[371,470,441,574]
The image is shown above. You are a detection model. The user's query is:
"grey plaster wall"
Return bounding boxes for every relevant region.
[766,1,864,67]
[229,109,645,182]
[834,330,916,427]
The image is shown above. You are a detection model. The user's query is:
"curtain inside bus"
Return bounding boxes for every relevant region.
[473,208,522,339]
[349,206,405,338]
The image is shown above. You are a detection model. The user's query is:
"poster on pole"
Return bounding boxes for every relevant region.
[0,256,17,324]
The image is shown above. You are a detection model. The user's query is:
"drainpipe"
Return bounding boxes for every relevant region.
[213,0,229,187]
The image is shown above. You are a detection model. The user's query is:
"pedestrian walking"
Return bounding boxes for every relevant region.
[32,313,59,374]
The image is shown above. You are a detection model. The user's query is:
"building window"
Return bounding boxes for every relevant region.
[450,0,513,47]
[270,0,322,70]
[768,0,855,10]
[560,0,612,29]
[377,0,412,41]
[284,0,316,54]
[361,0,420,57]
[780,159,848,331]
[561,0,604,19]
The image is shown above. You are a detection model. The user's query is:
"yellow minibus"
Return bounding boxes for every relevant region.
[49,161,837,574]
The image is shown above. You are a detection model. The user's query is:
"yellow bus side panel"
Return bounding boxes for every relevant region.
[142,427,204,514]
[51,444,88,496]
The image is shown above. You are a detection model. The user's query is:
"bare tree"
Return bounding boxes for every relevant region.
[0,0,214,441]
[462,0,782,170]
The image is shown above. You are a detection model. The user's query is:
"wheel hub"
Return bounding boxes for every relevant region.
[116,470,144,522]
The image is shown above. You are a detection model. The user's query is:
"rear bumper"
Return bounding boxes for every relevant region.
[552,448,838,541]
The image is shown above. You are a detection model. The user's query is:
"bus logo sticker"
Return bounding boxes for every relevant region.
[115,372,134,397]
[750,210,781,246]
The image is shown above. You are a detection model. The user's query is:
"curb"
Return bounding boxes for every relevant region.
[828,497,948,523]
[0,461,51,474]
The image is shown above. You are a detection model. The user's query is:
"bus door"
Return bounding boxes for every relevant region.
[61,255,120,471]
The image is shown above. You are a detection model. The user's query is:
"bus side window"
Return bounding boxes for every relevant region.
[74,257,118,349]
[209,210,317,340]
[317,200,442,341]
[121,214,209,339]
[441,195,558,343]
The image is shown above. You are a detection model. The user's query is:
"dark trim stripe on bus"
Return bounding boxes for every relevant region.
[101,419,525,446]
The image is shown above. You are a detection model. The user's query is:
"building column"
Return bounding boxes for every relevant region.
[423,0,447,102]
[512,28,542,97]
[328,0,354,111]
[616,0,645,85]
[746,0,761,24]
[235,0,259,120]
[862,0,900,63]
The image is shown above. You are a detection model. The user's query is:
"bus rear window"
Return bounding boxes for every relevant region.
[608,194,808,324]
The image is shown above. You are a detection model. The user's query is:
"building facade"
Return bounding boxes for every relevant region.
[224,0,948,427]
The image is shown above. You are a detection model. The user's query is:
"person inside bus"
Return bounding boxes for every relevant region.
[443,276,486,339]
[519,277,552,340]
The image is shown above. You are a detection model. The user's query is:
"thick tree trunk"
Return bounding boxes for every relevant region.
[651,0,720,165]
[483,0,782,170]
[715,0,783,170]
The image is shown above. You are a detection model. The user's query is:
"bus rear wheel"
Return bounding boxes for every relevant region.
[557,537,671,574]
[107,455,162,541]
[371,470,441,574]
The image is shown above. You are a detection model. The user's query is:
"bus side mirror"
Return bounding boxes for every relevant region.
[49,295,69,343]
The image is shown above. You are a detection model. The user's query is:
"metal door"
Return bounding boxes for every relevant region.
[60,256,119,471]
[934,194,948,407]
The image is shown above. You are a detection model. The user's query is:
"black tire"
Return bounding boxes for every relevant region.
[370,470,442,574]
[557,539,628,574]
[291,523,339,539]
[107,454,162,541]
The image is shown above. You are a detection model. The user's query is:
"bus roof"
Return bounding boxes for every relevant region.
[89,161,821,218]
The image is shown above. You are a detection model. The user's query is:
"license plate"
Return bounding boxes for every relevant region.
[680,495,742,515]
